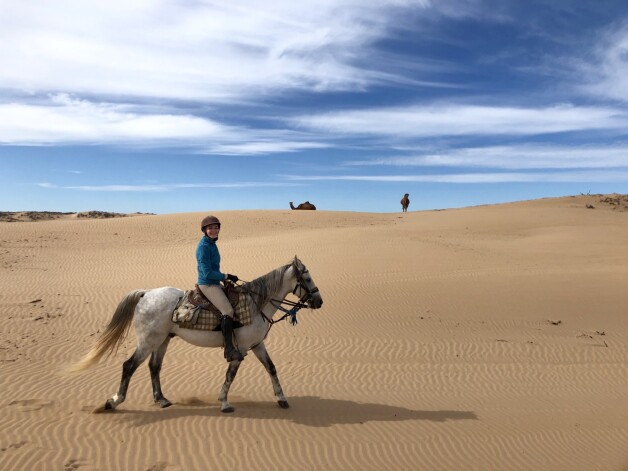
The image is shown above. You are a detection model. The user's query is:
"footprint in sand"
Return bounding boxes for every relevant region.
[1,441,28,452]
[64,459,83,470]
[8,399,53,411]
[146,462,169,471]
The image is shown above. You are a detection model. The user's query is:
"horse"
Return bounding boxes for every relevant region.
[70,256,323,413]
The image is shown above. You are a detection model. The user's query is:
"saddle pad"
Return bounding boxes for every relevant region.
[172,290,252,331]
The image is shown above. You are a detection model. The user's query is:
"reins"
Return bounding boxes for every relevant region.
[269,297,309,326]
[236,281,309,326]
[231,281,306,350]
[235,261,315,337]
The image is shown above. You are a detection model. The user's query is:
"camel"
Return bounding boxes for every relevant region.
[400,193,410,212]
[290,201,317,210]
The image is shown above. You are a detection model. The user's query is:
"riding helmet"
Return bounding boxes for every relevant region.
[201,215,221,232]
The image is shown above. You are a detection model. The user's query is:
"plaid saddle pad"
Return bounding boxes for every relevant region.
[172,287,252,331]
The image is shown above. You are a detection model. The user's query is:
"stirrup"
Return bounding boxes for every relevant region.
[224,347,244,362]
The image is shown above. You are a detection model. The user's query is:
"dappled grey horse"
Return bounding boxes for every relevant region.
[71,257,323,413]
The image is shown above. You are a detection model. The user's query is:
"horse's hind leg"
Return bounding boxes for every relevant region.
[218,359,242,413]
[102,348,151,411]
[252,342,289,409]
[149,336,172,408]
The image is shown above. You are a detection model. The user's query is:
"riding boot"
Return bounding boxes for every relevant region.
[221,315,244,362]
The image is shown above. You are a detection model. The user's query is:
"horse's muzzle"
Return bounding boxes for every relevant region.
[308,293,323,309]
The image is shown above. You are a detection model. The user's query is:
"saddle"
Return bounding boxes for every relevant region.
[172,282,250,331]
[188,282,240,310]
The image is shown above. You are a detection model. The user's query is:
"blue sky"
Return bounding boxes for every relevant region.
[2,0,628,213]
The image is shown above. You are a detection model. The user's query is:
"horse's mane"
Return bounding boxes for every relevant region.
[241,262,291,309]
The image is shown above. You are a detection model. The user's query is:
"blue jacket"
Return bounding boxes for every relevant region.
[196,236,225,286]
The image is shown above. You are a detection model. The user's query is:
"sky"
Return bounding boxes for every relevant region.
[2,0,628,213]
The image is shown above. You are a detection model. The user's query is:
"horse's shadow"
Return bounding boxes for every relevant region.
[103,396,477,428]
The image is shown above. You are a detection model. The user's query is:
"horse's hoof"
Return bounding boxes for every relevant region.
[156,399,172,409]
[221,406,235,413]
[278,400,290,409]
[92,401,115,414]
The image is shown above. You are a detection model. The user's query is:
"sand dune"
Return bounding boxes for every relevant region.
[1,195,627,470]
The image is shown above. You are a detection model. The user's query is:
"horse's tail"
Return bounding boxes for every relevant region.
[69,289,147,372]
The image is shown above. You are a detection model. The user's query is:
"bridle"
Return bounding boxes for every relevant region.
[239,260,318,329]
[269,262,318,326]
[291,265,319,304]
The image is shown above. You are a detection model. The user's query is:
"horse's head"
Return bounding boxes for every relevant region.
[291,256,323,309]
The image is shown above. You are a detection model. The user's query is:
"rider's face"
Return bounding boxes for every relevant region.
[205,224,220,238]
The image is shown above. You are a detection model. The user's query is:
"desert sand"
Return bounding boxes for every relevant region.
[1,195,627,471]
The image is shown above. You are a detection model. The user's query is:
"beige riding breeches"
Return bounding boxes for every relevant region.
[198,284,234,318]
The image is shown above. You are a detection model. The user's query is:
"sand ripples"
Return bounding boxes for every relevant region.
[2,204,628,470]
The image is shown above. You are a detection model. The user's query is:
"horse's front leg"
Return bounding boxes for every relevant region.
[218,359,242,413]
[252,342,289,409]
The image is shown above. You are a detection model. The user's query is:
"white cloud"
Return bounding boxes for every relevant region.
[581,22,628,103]
[38,181,299,192]
[4,96,627,151]
[205,140,329,155]
[0,94,231,144]
[282,170,628,183]
[292,103,628,138]
[0,0,439,102]
[3,1,627,154]
[0,94,324,151]
[346,144,628,169]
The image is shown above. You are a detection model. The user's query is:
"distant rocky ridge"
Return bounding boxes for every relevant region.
[0,211,73,222]
[76,211,154,219]
[577,193,628,212]
[596,194,628,211]
[0,211,155,222]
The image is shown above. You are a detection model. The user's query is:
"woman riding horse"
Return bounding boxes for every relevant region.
[71,256,323,413]
[197,215,242,362]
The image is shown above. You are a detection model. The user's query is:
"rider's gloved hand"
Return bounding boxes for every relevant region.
[225,274,239,283]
